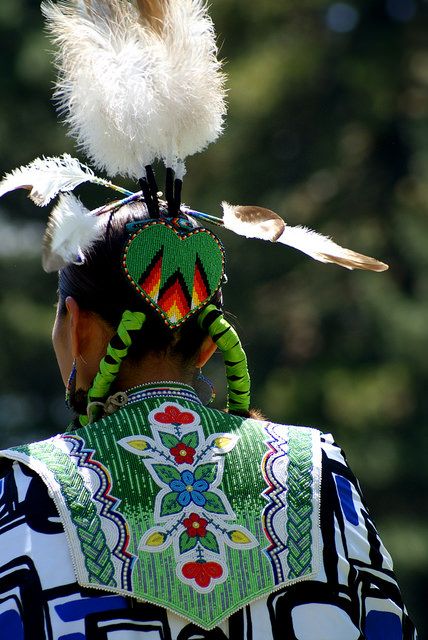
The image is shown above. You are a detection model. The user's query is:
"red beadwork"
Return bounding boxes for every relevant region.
[183,513,208,537]
[182,561,223,588]
[170,442,196,464]
[154,405,194,425]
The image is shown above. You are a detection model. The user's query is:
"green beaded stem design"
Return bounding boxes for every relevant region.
[16,442,116,586]
[80,310,146,426]
[286,426,314,578]
[198,304,251,413]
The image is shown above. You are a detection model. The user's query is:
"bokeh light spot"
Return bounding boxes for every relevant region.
[326,3,360,33]
[386,0,416,22]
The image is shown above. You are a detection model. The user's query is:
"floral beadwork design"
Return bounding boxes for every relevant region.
[184,513,207,537]
[119,402,258,593]
[170,443,196,465]
[170,469,209,507]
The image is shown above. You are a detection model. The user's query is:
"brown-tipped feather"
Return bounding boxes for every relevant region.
[222,203,286,242]
[136,0,168,31]
[318,250,389,272]
[277,224,389,272]
[233,206,285,241]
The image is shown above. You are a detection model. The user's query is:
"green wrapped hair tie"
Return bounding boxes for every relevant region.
[198,304,251,414]
[80,309,146,426]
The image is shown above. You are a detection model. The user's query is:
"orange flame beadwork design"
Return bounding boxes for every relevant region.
[192,257,210,308]
[158,273,191,325]
[138,248,163,302]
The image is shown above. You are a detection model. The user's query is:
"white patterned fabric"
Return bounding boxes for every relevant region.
[0,423,417,639]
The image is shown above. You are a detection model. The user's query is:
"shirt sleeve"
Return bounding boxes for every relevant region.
[319,433,418,640]
[0,460,225,639]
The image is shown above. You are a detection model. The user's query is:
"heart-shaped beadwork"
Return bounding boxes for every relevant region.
[123,222,225,328]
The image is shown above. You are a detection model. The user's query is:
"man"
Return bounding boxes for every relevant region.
[0,0,416,637]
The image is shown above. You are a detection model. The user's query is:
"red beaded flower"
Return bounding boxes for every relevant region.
[182,561,223,588]
[154,405,194,425]
[183,513,208,538]
[170,442,196,464]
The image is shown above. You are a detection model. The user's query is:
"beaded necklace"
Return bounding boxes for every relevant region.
[125,381,202,406]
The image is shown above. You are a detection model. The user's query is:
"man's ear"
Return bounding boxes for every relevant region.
[195,336,217,368]
[65,296,108,360]
[65,297,83,359]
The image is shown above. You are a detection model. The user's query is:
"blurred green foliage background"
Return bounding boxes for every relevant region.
[0,0,427,634]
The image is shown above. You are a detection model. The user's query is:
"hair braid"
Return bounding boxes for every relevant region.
[198,304,251,415]
[80,309,146,426]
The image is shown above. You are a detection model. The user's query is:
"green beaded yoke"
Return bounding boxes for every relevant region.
[0,385,322,629]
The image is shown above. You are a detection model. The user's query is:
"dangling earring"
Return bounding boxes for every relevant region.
[65,359,77,409]
[193,369,216,406]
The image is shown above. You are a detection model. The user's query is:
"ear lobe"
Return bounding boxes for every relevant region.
[196,336,217,368]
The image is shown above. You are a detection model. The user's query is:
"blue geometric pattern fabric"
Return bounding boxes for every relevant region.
[0,426,417,639]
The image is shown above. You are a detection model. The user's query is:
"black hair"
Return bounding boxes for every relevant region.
[58,202,219,366]
[58,202,261,421]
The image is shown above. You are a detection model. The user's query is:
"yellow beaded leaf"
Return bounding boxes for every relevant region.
[214,436,234,449]
[127,439,150,451]
[146,532,165,547]
[229,530,252,544]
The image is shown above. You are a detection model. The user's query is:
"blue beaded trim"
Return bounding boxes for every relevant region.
[126,386,202,406]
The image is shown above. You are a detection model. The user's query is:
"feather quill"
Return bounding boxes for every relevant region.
[42,192,102,272]
[0,154,104,206]
[41,0,226,178]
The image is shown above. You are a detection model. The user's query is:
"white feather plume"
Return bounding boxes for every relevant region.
[0,154,102,206]
[43,192,102,272]
[277,225,388,271]
[41,0,226,178]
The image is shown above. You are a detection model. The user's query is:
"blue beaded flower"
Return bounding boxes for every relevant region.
[170,470,209,507]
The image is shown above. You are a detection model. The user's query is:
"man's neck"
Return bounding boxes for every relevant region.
[115,354,195,391]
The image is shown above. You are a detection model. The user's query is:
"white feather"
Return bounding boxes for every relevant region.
[43,192,102,272]
[0,154,101,206]
[42,0,226,178]
[277,225,388,271]
[222,202,285,241]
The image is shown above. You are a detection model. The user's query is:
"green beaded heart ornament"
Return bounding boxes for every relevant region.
[122,221,225,328]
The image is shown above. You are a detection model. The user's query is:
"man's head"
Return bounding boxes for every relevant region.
[52,202,223,418]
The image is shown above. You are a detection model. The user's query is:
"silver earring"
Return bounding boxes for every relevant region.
[193,370,215,406]
[65,359,77,409]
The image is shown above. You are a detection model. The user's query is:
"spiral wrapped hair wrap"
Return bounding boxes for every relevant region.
[80,309,146,426]
[198,304,251,414]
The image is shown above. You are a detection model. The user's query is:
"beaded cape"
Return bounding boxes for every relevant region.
[0,386,322,630]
